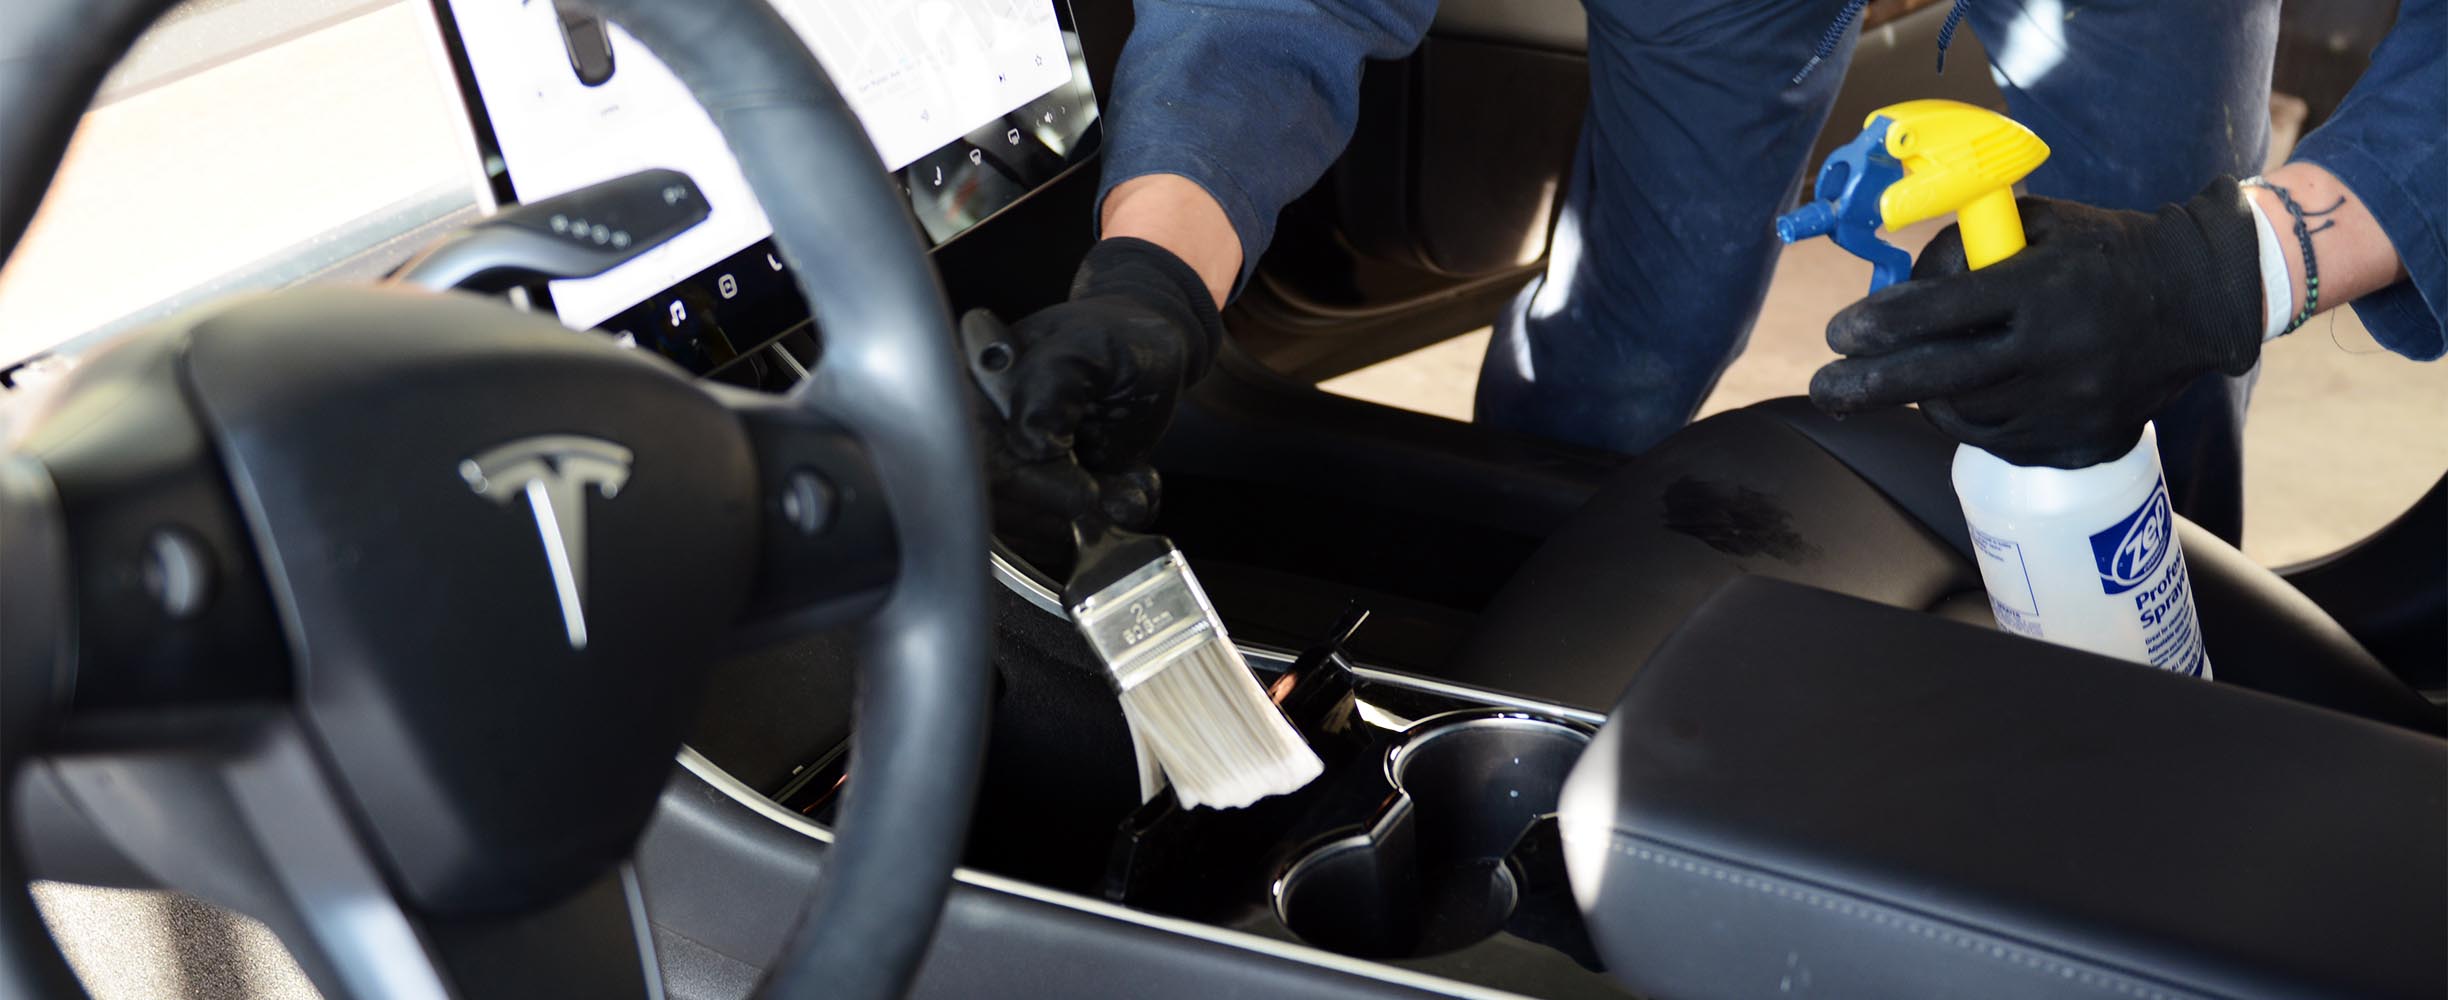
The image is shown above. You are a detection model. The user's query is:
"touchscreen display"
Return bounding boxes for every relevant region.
[434,0,1100,373]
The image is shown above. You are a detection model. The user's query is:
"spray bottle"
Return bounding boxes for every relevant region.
[1777,100,2210,678]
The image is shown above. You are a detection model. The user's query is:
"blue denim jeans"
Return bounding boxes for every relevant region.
[1478,0,2280,542]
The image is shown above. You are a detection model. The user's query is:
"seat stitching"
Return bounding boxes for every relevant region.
[1608,836,2216,1000]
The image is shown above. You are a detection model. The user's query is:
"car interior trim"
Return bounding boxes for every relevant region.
[218,719,456,1000]
[990,550,1064,616]
[670,746,1537,1000]
[620,864,672,1000]
[1343,666,1607,728]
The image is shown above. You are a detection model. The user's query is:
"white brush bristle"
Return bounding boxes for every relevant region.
[1118,638,1323,810]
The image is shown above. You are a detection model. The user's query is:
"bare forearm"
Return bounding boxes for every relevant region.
[2247,162,2408,325]
[1099,174,1242,306]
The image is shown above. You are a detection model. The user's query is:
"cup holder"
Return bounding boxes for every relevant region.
[1272,712,1591,959]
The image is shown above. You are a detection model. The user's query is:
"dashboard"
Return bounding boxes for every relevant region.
[429,0,1102,379]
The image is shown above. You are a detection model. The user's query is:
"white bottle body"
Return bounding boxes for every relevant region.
[1951,424,2211,678]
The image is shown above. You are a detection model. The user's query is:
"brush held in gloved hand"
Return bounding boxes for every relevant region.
[962,302,1321,811]
[1064,515,1323,811]
[992,236,1224,551]
[1810,178,2265,468]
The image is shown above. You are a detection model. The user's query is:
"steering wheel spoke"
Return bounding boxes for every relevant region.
[44,711,454,1000]
[417,866,667,1000]
[44,709,667,1000]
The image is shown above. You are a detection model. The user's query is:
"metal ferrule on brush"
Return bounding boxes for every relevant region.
[1069,550,1228,692]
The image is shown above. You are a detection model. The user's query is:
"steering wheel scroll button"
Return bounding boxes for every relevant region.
[779,469,834,536]
[140,528,212,621]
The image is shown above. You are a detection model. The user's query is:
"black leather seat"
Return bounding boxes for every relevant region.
[1448,398,2443,733]
[1558,577,2448,1000]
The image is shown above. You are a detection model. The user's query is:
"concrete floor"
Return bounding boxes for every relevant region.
[32,885,321,1000]
[1324,219,2448,568]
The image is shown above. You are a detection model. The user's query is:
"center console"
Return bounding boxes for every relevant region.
[724,560,1631,996]
[1094,625,1624,998]
[653,582,1638,999]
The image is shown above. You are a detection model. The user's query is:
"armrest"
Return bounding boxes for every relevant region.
[1559,577,2447,1000]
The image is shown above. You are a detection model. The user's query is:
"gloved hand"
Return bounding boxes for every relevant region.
[1810,177,2266,468]
[990,236,1224,548]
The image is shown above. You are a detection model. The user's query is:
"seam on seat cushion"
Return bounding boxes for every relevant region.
[1608,834,2222,1000]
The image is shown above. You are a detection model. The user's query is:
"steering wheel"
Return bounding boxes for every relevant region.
[0,2,988,998]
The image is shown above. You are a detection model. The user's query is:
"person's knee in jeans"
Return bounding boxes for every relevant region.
[1477,0,1856,453]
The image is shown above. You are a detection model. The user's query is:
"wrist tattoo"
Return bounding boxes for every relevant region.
[2243,179,2346,333]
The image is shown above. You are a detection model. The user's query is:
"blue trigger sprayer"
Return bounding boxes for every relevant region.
[1776,99,2211,678]
[1774,117,1912,290]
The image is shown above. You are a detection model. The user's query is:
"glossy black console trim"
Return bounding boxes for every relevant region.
[653,749,1530,1000]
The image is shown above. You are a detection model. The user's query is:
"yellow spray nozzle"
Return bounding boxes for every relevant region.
[1869,99,2050,270]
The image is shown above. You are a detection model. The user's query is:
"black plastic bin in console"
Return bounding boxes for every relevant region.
[1273,711,1590,958]
[1558,576,2448,1000]
[1098,647,1626,999]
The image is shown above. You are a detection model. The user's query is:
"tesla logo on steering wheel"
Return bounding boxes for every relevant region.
[458,435,633,650]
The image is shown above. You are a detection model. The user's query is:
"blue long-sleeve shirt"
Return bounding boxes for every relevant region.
[1096,0,1435,294]
[1098,0,2447,359]
[2288,0,2447,360]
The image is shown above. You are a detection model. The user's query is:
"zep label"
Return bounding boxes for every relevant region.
[2087,479,2209,677]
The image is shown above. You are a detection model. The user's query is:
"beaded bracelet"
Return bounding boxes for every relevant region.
[2242,179,2345,334]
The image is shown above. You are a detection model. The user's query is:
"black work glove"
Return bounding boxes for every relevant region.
[1810,177,2265,468]
[990,237,1224,550]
